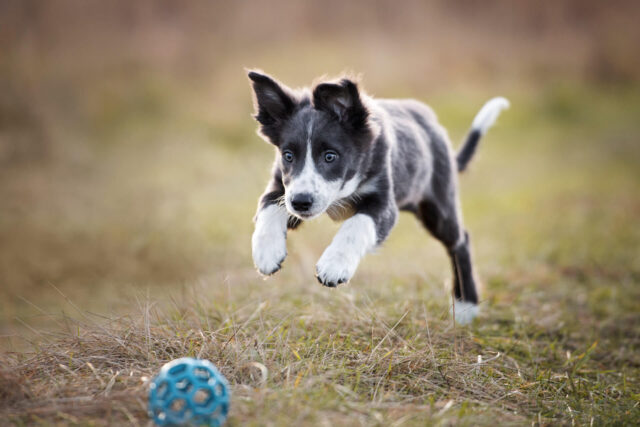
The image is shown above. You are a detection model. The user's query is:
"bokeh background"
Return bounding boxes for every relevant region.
[2,0,639,348]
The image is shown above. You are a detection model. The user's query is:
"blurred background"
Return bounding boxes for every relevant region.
[1,0,639,348]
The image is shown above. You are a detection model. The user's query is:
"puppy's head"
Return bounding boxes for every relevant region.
[248,71,377,220]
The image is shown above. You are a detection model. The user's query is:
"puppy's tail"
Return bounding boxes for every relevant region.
[457,97,510,172]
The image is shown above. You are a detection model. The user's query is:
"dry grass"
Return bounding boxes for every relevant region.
[2,268,638,425]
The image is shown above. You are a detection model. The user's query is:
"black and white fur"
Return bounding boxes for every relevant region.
[248,71,508,324]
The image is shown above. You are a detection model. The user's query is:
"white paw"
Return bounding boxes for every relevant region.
[315,214,377,287]
[252,205,289,276]
[451,301,479,325]
[315,246,360,287]
[252,228,287,276]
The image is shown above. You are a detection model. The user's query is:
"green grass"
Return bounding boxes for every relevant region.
[1,77,639,425]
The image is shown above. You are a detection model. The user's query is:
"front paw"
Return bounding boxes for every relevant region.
[315,247,360,287]
[252,230,287,276]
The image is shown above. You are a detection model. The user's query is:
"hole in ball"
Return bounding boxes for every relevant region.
[169,398,187,413]
[214,383,225,397]
[193,367,211,381]
[156,381,170,399]
[175,378,193,394]
[193,388,212,405]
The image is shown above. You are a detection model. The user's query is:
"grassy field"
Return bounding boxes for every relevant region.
[2,2,640,425]
[2,79,639,425]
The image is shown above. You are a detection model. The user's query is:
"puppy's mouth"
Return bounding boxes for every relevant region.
[285,203,327,220]
[289,209,323,220]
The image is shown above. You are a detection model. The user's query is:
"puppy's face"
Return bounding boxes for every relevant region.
[277,108,362,219]
[249,71,375,219]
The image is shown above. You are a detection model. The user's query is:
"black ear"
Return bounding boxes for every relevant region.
[312,79,369,132]
[248,71,297,142]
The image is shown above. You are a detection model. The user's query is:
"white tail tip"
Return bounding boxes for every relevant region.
[471,97,510,135]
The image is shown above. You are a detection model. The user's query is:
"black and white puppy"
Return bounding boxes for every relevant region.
[248,71,508,324]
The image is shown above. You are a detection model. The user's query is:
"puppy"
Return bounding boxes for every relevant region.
[247,71,508,324]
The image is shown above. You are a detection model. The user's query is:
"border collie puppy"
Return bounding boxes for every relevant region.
[247,71,508,324]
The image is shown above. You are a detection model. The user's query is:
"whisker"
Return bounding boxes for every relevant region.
[274,195,286,207]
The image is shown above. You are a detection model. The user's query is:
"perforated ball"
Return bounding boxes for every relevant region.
[148,358,230,426]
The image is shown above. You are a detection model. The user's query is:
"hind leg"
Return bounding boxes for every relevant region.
[417,197,479,324]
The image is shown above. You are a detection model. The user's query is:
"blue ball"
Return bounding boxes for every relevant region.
[148,357,230,426]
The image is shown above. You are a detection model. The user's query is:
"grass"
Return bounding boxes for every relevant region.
[1,63,640,425]
[2,267,638,425]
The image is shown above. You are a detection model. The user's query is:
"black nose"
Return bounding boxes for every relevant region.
[291,193,313,212]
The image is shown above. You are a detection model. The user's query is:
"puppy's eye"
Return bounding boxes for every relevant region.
[324,151,338,163]
[282,151,294,162]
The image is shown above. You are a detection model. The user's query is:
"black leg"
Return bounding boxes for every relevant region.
[417,199,479,305]
[449,231,478,304]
